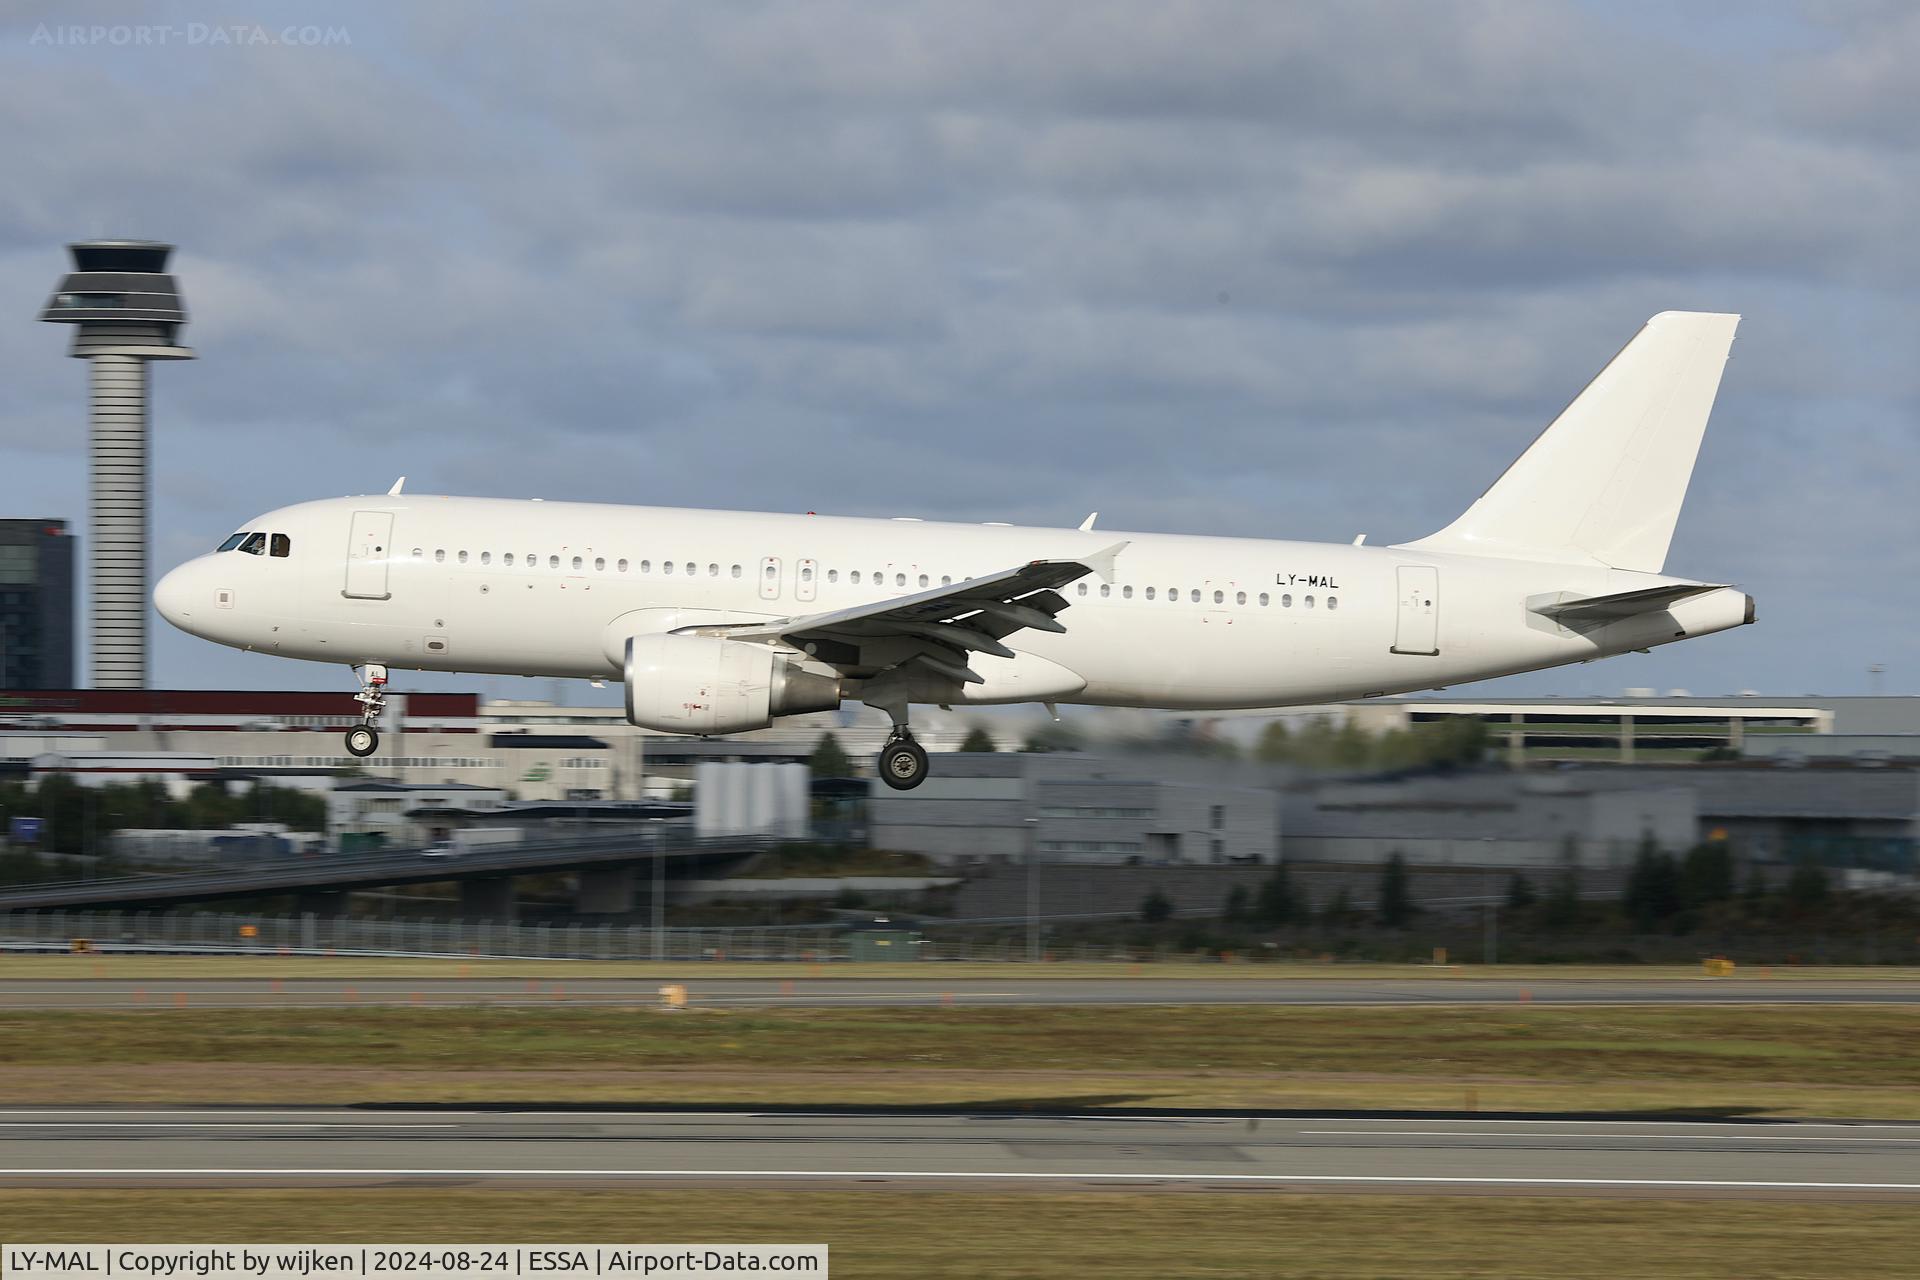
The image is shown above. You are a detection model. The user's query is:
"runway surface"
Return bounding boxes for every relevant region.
[1,975,1918,1009]
[1,1107,1915,1198]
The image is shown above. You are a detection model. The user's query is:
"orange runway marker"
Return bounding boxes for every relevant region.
[173,992,186,1009]
[270,979,284,994]
[134,988,148,1004]
[941,991,954,1007]
[1519,989,1532,1004]
[780,980,795,996]
[345,986,358,1003]
[410,991,423,1005]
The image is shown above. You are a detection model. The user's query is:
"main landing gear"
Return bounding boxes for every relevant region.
[879,724,929,791]
[345,664,388,758]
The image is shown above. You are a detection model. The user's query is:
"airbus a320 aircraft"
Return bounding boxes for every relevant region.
[157,311,1752,790]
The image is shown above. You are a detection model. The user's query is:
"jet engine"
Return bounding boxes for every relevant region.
[623,634,841,735]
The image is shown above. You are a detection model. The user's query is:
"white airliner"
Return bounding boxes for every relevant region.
[156,311,1752,789]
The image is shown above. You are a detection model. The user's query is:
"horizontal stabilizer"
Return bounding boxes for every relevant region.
[1531,583,1728,624]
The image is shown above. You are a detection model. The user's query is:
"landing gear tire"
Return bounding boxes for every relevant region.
[879,737,929,791]
[345,725,380,758]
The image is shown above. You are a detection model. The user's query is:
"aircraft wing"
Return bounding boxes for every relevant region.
[696,541,1128,684]
[1531,583,1728,625]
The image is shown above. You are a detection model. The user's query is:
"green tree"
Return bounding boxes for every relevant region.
[958,726,998,753]
[1783,859,1830,912]
[1221,883,1250,923]
[1504,872,1537,911]
[1255,721,1293,763]
[1679,841,1735,908]
[808,731,853,778]
[1139,888,1175,924]
[1376,852,1415,928]
[1253,864,1296,925]
[1323,887,1355,926]
[1544,838,1584,928]
[1624,838,1682,931]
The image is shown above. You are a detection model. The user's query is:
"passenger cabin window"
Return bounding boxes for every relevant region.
[217,533,248,553]
[827,569,839,583]
[481,552,491,565]
[237,533,267,556]
[1145,587,1156,600]
[505,553,515,566]
[1235,591,1246,605]
[709,563,719,577]
[571,556,583,570]
[731,564,742,578]
[595,557,605,571]
[270,534,291,558]
[549,555,560,569]
[851,571,861,584]
[1327,596,1338,610]
[458,550,469,564]
[1259,593,1269,606]
[434,549,446,563]
[617,559,628,572]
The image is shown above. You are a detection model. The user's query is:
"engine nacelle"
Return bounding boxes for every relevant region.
[623,633,841,735]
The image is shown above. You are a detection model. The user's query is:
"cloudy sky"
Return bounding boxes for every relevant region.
[1,1,1913,708]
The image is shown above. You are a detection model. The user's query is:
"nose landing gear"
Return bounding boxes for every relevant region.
[345,664,388,758]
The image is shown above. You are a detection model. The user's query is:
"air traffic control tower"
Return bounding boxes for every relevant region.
[39,240,194,688]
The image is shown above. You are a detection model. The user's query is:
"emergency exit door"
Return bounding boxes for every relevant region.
[1391,565,1439,656]
[343,510,394,600]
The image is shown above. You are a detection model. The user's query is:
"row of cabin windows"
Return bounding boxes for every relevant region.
[217,532,292,558]
[1075,580,1338,610]
[413,546,1335,610]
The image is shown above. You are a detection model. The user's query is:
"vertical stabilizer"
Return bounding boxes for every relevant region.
[1401,311,1739,573]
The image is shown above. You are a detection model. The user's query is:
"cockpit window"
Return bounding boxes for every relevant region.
[269,533,291,558]
[237,532,267,556]
[217,533,248,552]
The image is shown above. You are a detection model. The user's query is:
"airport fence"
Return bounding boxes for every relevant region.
[0,908,1143,963]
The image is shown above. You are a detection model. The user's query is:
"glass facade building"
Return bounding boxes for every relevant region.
[0,518,76,690]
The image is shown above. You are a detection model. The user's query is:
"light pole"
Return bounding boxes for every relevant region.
[1024,815,1040,963]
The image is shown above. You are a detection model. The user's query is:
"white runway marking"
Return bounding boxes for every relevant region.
[0,1122,455,1130]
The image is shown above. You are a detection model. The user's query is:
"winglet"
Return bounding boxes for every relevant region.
[1078,540,1129,584]
[1079,512,1098,532]
[387,476,407,496]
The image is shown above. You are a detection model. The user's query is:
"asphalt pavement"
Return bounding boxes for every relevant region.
[0,1106,1913,1198]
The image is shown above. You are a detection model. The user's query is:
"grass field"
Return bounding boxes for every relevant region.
[3,1190,1916,1279]
[6,954,1916,981]
[2,1003,1914,1116]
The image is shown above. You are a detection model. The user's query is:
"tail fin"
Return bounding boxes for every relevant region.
[1401,311,1739,573]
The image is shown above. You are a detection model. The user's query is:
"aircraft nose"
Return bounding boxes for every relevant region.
[153,561,200,632]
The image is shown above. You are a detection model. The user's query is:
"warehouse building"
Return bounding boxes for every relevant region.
[867,752,1279,866]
